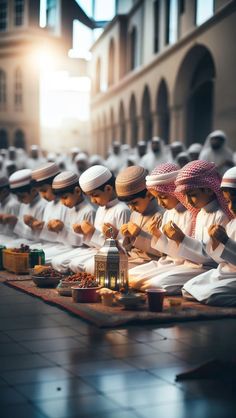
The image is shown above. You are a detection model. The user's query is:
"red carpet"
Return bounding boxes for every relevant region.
[3,277,236,328]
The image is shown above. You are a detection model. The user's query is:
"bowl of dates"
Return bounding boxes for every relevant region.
[31,266,63,288]
[57,272,97,297]
[68,273,100,303]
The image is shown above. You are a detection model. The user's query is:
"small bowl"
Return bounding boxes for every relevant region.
[32,275,61,288]
[115,292,146,310]
[71,286,101,303]
[56,279,82,296]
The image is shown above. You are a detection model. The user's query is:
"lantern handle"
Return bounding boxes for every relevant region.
[108,226,114,239]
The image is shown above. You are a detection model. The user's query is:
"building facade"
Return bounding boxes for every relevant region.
[0,0,94,151]
[89,0,236,157]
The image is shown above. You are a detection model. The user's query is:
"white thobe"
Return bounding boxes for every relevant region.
[66,199,130,274]
[51,199,96,271]
[183,218,236,306]
[124,199,163,268]
[0,194,20,244]
[140,200,230,295]
[128,203,193,289]
[10,195,46,246]
[139,152,169,173]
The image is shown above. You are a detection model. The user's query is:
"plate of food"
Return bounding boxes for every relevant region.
[115,291,147,310]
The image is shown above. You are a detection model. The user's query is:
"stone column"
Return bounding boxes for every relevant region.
[169,104,184,141]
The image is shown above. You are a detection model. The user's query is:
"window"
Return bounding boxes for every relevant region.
[46,0,56,28]
[0,70,7,110]
[108,39,115,86]
[154,0,160,53]
[0,0,7,31]
[195,0,214,26]
[14,0,24,26]
[166,0,178,45]
[130,26,137,70]
[14,68,23,111]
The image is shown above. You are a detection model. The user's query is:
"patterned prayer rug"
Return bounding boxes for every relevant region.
[4,279,236,328]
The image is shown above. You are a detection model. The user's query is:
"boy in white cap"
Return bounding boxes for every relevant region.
[183,166,236,306]
[50,170,96,271]
[29,162,69,262]
[58,165,130,274]
[8,169,46,245]
[115,166,163,268]
[0,177,20,243]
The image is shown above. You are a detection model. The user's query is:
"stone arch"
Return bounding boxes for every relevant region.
[141,85,153,141]
[108,38,115,86]
[129,94,138,148]
[156,79,170,143]
[119,101,126,144]
[174,44,216,145]
[14,129,26,148]
[0,129,8,148]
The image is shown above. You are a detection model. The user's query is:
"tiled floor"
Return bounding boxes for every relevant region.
[0,282,236,418]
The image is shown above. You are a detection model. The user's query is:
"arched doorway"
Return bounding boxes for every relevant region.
[141,85,153,141]
[0,129,8,148]
[110,108,116,142]
[14,129,26,148]
[156,79,170,143]
[119,101,126,144]
[129,94,138,147]
[174,45,215,145]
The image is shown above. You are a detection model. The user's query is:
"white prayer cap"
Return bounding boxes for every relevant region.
[52,171,79,190]
[74,152,88,163]
[188,143,202,153]
[221,167,236,189]
[30,144,39,150]
[207,130,227,140]
[79,165,112,193]
[9,169,32,189]
[70,147,80,154]
[146,170,179,187]
[0,177,9,188]
[32,162,60,182]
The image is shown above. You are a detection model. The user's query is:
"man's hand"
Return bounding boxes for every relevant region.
[73,223,83,234]
[120,223,131,237]
[47,219,64,233]
[148,217,161,239]
[80,220,95,236]
[23,215,35,227]
[208,224,229,249]
[163,221,185,244]
[31,220,44,231]
[127,222,141,238]
[2,214,18,227]
[103,223,118,238]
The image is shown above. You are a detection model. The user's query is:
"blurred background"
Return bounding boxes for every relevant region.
[0,0,235,158]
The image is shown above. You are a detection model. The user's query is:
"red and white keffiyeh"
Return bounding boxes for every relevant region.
[175,160,233,220]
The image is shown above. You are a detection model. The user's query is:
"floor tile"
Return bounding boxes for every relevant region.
[16,377,97,401]
[107,384,190,408]
[0,366,74,385]
[135,399,236,418]
[83,370,168,393]
[124,352,186,370]
[0,386,26,404]
[64,359,137,377]
[21,337,82,353]
[6,326,78,341]
[34,394,120,418]
[0,353,53,371]
[0,403,48,418]
[41,347,111,365]
[0,342,30,356]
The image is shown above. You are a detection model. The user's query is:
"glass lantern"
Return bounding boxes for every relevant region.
[95,237,128,291]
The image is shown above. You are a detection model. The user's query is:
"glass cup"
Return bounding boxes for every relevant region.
[146,288,166,312]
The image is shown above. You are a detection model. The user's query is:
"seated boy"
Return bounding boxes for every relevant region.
[115,165,163,268]
[7,169,46,246]
[183,166,236,306]
[54,165,130,273]
[0,176,20,243]
[50,170,96,271]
